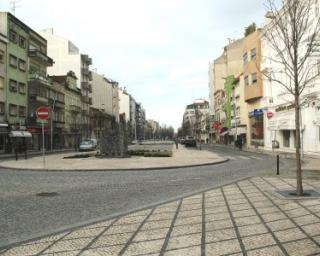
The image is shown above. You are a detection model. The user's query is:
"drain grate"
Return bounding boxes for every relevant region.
[36,192,59,197]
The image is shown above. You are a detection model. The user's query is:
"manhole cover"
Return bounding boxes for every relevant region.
[36,192,59,197]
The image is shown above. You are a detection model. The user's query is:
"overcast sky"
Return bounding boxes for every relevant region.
[0,0,267,130]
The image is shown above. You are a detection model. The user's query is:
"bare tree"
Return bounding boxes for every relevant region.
[262,0,320,196]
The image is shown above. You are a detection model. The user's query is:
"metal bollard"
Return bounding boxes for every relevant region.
[276,155,280,175]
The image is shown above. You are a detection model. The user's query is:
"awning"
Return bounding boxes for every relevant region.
[9,131,32,138]
[230,126,247,135]
[220,130,229,136]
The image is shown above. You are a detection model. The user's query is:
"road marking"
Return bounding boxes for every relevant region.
[236,156,250,160]
[250,156,263,160]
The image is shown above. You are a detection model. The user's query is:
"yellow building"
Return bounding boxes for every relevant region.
[242,30,264,148]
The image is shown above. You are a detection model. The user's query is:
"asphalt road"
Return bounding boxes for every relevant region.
[0,145,294,248]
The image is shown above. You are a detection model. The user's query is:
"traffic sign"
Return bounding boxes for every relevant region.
[267,112,273,119]
[36,107,50,120]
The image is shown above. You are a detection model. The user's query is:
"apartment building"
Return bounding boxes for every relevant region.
[39,29,92,138]
[243,30,264,148]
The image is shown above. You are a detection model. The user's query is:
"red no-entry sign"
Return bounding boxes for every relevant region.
[36,107,50,120]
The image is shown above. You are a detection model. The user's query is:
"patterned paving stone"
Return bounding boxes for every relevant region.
[246,245,285,256]
[238,224,268,237]
[266,219,296,232]
[242,233,276,250]
[205,239,242,256]
[300,222,320,236]
[273,227,307,243]
[122,239,164,256]
[164,246,201,256]
[206,228,237,243]
[170,223,202,237]
[283,238,320,256]
[166,233,201,250]
[133,228,169,242]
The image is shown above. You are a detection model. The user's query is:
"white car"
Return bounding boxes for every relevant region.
[79,139,97,151]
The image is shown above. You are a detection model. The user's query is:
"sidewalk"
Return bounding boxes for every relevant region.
[1,176,319,255]
[0,146,227,171]
[205,143,320,172]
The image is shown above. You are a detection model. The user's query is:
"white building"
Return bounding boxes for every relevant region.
[119,88,130,122]
[39,28,93,137]
[261,2,320,155]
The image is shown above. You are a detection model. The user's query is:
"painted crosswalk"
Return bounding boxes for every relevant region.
[225,155,264,161]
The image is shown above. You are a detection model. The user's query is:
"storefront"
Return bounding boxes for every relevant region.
[249,109,264,147]
[0,123,9,153]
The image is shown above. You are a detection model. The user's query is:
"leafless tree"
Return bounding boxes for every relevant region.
[262,0,320,196]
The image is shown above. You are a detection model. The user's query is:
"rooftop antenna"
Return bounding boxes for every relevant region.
[10,0,22,15]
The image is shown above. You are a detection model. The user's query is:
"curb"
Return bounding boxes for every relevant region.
[0,158,229,172]
[0,174,250,250]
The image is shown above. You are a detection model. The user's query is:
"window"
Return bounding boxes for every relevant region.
[0,50,4,63]
[0,102,4,114]
[18,83,26,94]
[283,130,290,147]
[244,76,249,86]
[9,104,17,116]
[18,59,26,72]
[9,79,17,92]
[251,48,256,60]
[9,55,17,68]
[243,52,248,63]
[0,76,4,89]
[19,106,26,117]
[252,73,257,84]
[19,36,26,49]
[9,30,17,43]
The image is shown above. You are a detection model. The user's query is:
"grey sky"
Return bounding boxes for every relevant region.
[0,0,267,130]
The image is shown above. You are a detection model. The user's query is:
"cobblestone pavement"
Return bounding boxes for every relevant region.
[1,177,320,256]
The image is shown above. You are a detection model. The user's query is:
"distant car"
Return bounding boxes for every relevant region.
[184,136,196,147]
[79,139,97,151]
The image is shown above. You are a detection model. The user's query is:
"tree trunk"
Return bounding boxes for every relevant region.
[295,93,303,196]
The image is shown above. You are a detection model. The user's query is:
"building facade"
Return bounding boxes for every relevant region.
[39,29,92,138]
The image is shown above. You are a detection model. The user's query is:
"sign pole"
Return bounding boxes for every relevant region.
[42,120,45,168]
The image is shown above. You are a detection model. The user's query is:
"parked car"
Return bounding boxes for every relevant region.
[79,139,97,151]
[184,136,196,147]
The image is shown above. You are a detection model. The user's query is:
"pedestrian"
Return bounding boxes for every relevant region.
[175,138,179,149]
[237,137,243,151]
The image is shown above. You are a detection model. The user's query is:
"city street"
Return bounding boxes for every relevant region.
[0,146,294,248]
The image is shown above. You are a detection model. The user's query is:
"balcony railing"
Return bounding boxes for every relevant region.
[81,54,92,65]
[28,71,51,86]
[28,49,54,67]
[81,82,92,92]
[69,105,81,113]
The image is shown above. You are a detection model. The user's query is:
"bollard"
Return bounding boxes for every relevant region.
[276,155,280,175]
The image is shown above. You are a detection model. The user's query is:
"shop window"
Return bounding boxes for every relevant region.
[251,48,256,60]
[250,115,264,142]
[18,83,26,94]
[18,59,26,72]
[19,36,26,49]
[9,104,17,116]
[19,106,26,117]
[0,102,4,114]
[9,55,17,68]
[9,79,17,92]
[0,76,4,89]
[252,73,257,84]
[244,76,249,86]
[9,30,17,43]
[0,50,4,63]
[283,130,290,147]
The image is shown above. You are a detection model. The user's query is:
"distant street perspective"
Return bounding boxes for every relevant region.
[1,0,320,255]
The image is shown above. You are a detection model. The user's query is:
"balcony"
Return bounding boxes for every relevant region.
[69,105,81,113]
[28,71,51,87]
[82,96,92,105]
[245,83,263,102]
[81,54,92,65]
[81,67,90,76]
[28,49,54,67]
[82,109,90,116]
[81,82,92,92]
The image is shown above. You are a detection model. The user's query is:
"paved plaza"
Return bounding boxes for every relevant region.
[1,176,320,256]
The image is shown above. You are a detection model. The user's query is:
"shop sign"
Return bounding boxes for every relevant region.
[275,104,295,112]
[249,109,263,118]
